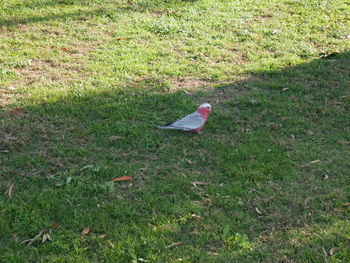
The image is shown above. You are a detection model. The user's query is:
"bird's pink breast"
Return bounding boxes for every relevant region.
[187,108,209,132]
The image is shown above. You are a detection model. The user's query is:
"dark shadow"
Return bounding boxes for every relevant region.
[0,52,349,262]
[0,0,198,27]
[7,0,67,11]
[0,7,124,27]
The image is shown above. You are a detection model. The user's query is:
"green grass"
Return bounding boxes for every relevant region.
[1,0,350,262]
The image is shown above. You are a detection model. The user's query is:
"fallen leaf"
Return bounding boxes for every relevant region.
[166,242,182,248]
[330,247,337,255]
[186,159,195,164]
[116,37,125,40]
[281,88,289,91]
[80,164,94,171]
[81,227,90,237]
[112,176,133,182]
[307,130,314,136]
[337,140,350,145]
[310,159,321,164]
[42,234,48,243]
[9,107,25,115]
[60,47,68,52]
[249,99,257,104]
[191,214,202,219]
[137,258,150,262]
[207,252,219,256]
[109,135,124,141]
[192,181,210,187]
[21,230,51,246]
[140,166,148,172]
[4,183,14,197]
[97,234,106,239]
[4,134,18,142]
[255,207,262,214]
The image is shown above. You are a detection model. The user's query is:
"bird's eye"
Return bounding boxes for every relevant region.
[206,106,210,109]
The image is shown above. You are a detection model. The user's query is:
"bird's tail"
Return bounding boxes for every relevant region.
[158,125,173,129]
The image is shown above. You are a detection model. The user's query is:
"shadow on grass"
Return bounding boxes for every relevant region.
[0,0,198,27]
[0,52,349,262]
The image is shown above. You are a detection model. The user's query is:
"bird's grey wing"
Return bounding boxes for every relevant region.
[169,111,203,130]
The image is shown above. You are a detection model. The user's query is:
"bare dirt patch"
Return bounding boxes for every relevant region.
[12,59,85,86]
[170,77,213,91]
[0,88,17,107]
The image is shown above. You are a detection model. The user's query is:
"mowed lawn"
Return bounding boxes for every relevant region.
[1,0,350,262]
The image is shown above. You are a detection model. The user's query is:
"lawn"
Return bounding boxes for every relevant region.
[0,0,350,262]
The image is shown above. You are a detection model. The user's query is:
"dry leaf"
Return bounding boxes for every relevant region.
[192,181,210,187]
[281,88,289,91]
[21,230,51,246]
[140,167,148,172]
[5,183,14,197]
[42,234,48,243]
[4,134,18,142]
[207,252,219,256]
[330,247,337,255]
[191,214,202,219]
[337,140,350,145]
[9,107,25,115]
[166,242,182,248]
[81,227,90,237]
[97,234,106,239]
[112,176,133,182]
[307,130,314,136]
[310,159,321,164]
[322,247,328,257]
[109,135,124,141]
[255,207,262,214]
[116,37,125,40]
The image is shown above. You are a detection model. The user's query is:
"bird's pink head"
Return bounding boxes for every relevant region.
[197,103,212,116]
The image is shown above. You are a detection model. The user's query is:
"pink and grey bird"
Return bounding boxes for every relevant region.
[158,103,212,133]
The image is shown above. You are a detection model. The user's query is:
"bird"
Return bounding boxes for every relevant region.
[158,103,212,133]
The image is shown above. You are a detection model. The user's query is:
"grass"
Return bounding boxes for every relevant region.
[0,0,350,262]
